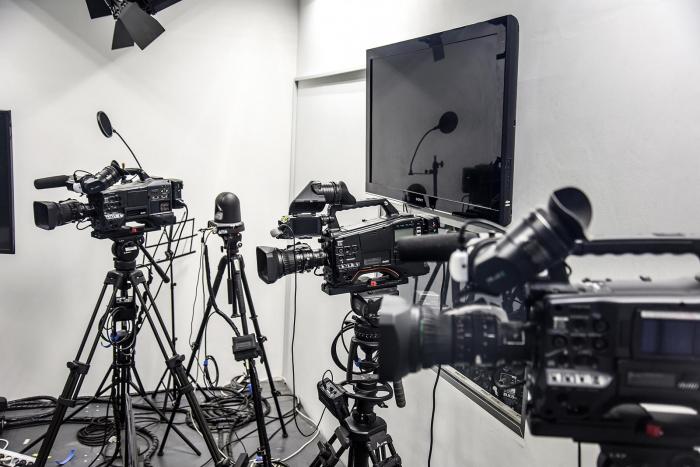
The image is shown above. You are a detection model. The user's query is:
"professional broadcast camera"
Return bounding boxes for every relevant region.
[256,180,439,295]
[379,187,700,467]
[33,159,184,239]
[257,181,441,466]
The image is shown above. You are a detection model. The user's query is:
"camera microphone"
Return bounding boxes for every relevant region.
[396,232,474,262]
[34,175,70,190]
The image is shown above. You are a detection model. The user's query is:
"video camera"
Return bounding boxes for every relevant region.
[256,180,439,295]
[33,160,184,239]
[379,188,700,466]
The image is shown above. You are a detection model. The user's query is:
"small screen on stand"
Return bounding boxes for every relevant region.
[0,110,13,254]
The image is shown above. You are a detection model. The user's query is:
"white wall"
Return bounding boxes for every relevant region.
[284,1,700,466]
[0,0,298,399]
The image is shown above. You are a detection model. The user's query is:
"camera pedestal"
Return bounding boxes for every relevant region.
[27,233,234,467]
[311,290,404,467]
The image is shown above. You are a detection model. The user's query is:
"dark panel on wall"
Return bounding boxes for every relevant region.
[0,111,14,254]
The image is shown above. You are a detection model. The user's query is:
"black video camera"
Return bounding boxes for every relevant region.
[33,160,184,239]
[379,188,700,466]
[256,181,439,295]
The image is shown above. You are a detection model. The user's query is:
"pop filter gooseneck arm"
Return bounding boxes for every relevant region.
[408,111,458,176]
[113,129,144,170]
[97,111,144,171]
[408,127,437,175]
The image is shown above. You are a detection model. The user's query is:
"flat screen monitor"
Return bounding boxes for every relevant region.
[366,15,519,225]
[0,110,14,254]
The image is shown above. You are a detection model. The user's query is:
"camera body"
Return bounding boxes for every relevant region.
[527,279,700,441]
[378,188,700,461]
[256,180,438,295]
[33,161,184,238]
[88,177,183,237]
[319,213,438,295]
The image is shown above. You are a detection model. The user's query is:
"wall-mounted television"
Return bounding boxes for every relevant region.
[0,110,14,254]
[366,15,519,225]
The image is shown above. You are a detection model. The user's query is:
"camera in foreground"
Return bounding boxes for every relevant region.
[256,180,439,295]
[379,187,700,466]
[33,160,184,238]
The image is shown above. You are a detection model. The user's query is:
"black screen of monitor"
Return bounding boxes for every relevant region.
[0,111,14,254]
[366,16,518,225]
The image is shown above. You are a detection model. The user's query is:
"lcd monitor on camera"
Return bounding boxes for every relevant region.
[366,15,518,225]
[0,111,13,254]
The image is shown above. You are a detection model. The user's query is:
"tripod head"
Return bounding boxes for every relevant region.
[107,227,170,285]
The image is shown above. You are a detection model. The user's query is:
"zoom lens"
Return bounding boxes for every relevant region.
[33,199,91,230]
[471,187,592,295]
[378,296,523,381]
[256,245,327,284]
[313,181,356,206]
[79,161,122,195]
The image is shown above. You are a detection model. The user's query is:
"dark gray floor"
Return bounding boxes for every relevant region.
[1,380,328,466]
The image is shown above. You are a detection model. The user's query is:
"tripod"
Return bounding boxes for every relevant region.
[159,224,287,467]
[29,231,233,467]
[311,289,403,467]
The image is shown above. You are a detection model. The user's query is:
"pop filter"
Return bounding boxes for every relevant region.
[437,111,458,134]
[96,111,113,138]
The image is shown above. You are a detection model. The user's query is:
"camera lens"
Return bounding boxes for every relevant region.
[80,162,122,195]
[379,296,523,381]
[33,200,90,230]
[471,187,592,295]
[256,245,327,284]
[313,181,356,205]
[378,296,452,381]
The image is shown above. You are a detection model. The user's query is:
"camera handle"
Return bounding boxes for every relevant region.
[573,236,700,259]
[327,198,399,229]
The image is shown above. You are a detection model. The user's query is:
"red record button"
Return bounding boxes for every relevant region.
[645,423,664,439]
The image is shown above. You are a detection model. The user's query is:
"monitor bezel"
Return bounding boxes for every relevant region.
[365,15,519,226]
[0,110,14,255]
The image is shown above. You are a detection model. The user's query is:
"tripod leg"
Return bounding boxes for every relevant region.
[128,375,202,455]
[158,308,223,454]
[21,365,115,454]
[131,272,228,466]
[310,430,348,467]
[229,259,273,467]
[121,391,139,467]
[160,254,245,455]
[34,283,117,467]
[240,265,288,438]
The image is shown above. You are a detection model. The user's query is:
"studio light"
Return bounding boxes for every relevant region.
[85,0,183,50]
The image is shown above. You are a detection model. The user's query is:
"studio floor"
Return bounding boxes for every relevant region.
[1,380,330,466]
